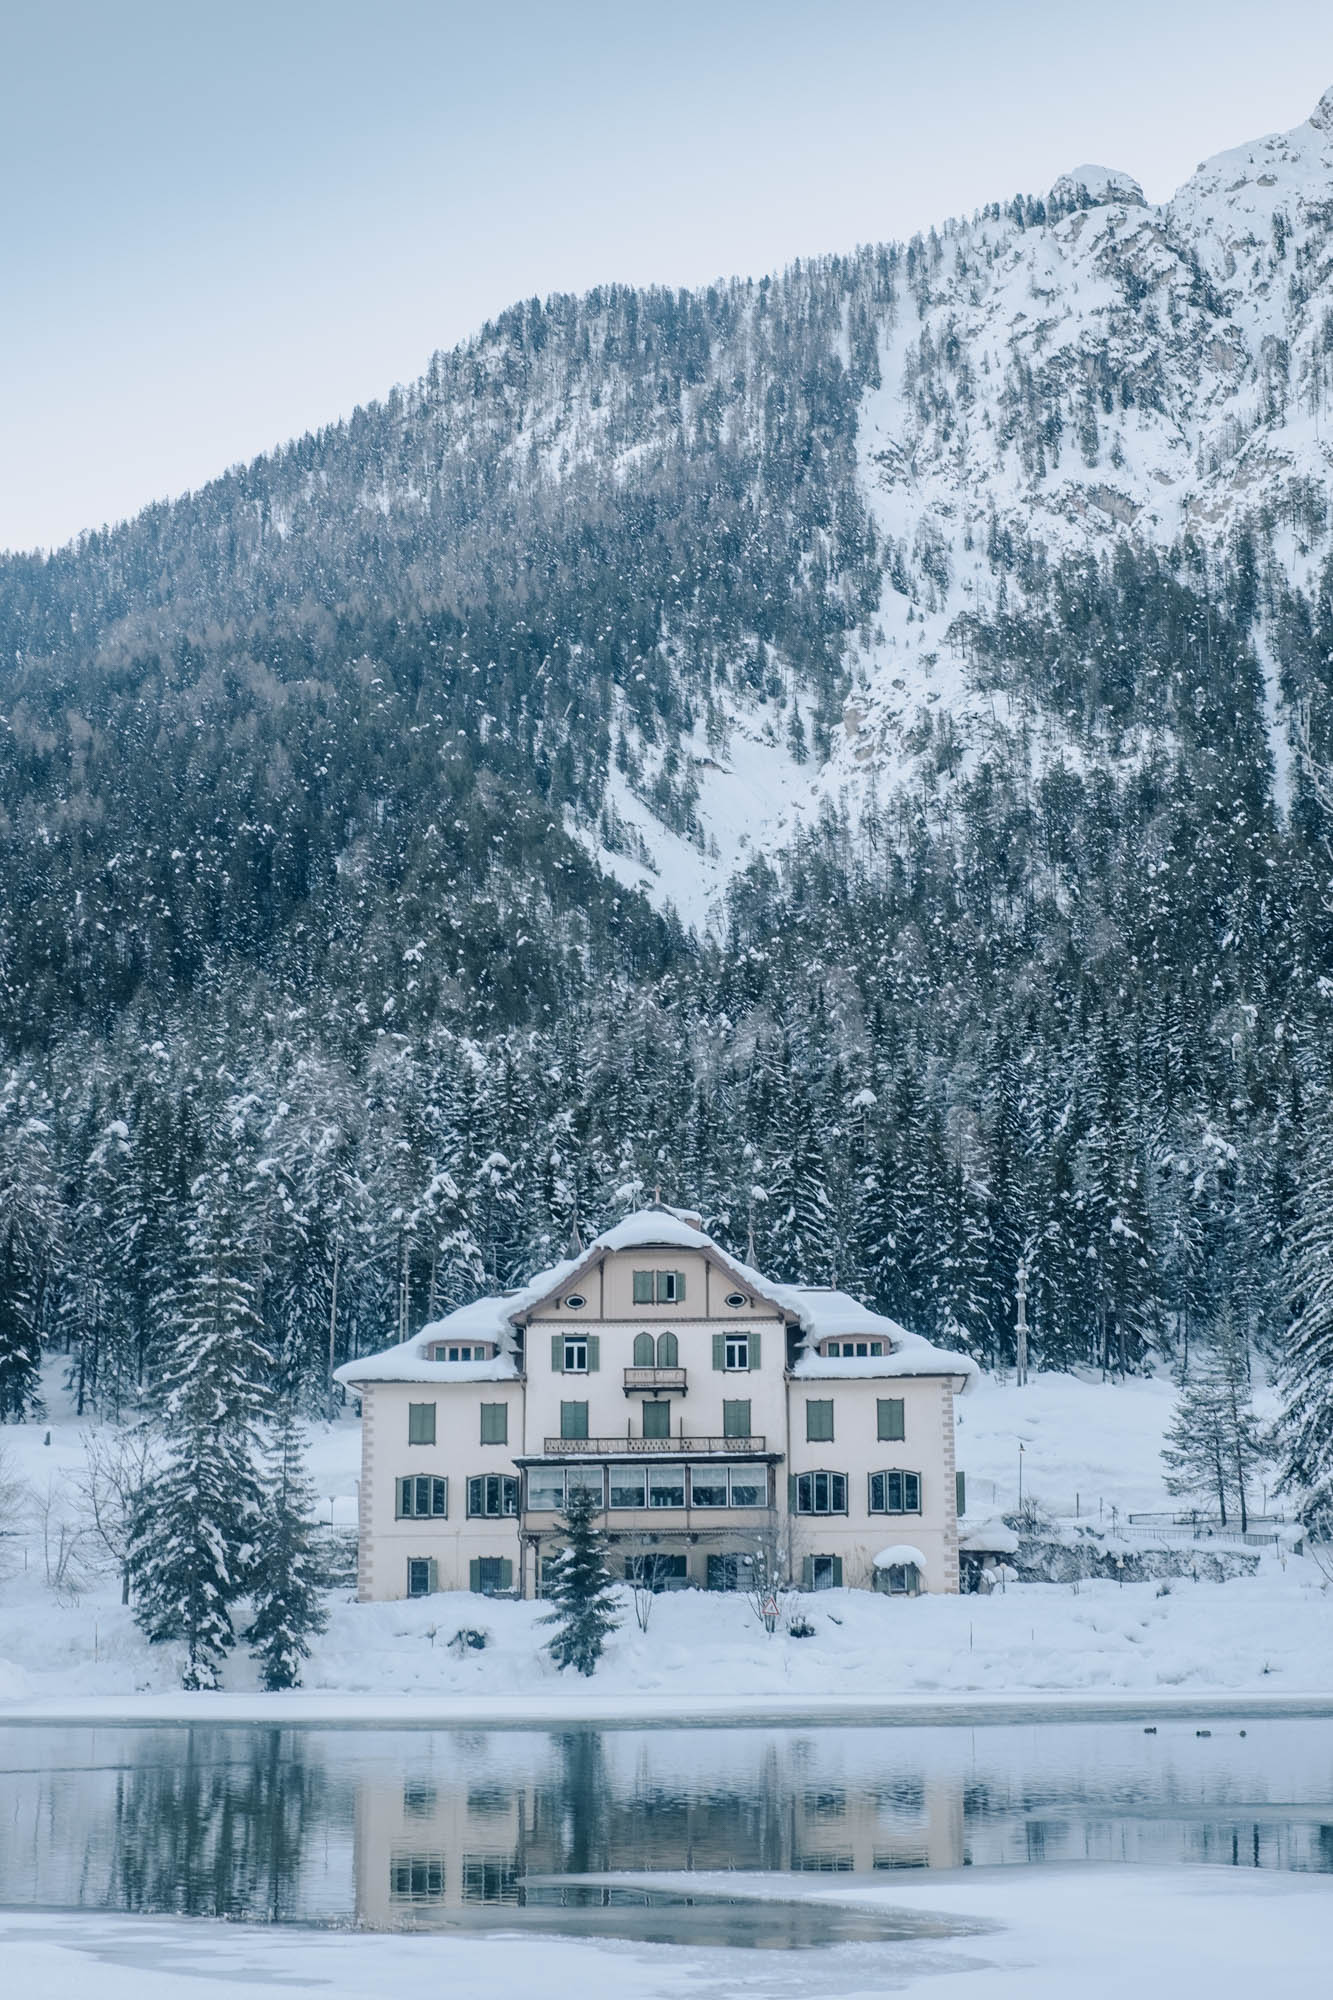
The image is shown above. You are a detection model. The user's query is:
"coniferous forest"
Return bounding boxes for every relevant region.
[4,135,1333,1524]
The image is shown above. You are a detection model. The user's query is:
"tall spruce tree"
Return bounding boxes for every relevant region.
[248,1401,329,1690]
[129,1164,271,1689]
[1278,1091,1333,1525]
[1162,1307,1264,1528]
[542,1483,620,1676]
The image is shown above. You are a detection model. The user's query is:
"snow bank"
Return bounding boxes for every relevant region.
[2,1862,1331,1999]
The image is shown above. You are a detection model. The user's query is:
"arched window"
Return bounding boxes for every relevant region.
[633,1331,655,1366]
[656,1330,679,1368]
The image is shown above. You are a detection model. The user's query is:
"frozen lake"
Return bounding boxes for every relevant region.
[1,1718,1331,1947]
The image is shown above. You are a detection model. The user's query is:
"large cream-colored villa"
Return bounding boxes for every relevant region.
[337,1204,976,1601]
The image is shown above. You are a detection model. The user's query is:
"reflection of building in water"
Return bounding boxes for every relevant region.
[352,1737,966,1924]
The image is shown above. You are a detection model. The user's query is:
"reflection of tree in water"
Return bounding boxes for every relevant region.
[109,1728,330,1920]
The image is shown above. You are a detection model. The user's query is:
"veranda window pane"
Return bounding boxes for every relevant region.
[609,1468,647,1508]
[528,1468,565,1511]
[690,1468,728,1506]
[568,1464,605,1504]
[729,1469,764,1506]
[648,1465,685,1508]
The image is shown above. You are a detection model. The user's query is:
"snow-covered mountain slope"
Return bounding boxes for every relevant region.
[6,92,1333,941]
[733,87,1333,912]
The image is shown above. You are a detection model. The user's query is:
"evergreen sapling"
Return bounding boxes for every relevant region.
[542,1482,620,1676]
[247,1400,329,1690]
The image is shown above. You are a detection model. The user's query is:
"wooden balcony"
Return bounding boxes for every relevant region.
[622,1366,687,1393]
[542,1435,767,1456]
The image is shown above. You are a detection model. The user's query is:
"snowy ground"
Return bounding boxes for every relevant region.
[1,1361,1327,1710]
[2,1864,1331,2000]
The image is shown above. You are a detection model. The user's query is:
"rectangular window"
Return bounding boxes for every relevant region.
[559,1400,589,1440]
[609,1466,647,1508]
[470,1556,513,1595]
[869,1470,922,1514]
[641,1399,671,1439]
[624,1552,687,1589]
[563,1338,588,1373]
[406,1557,435,1597]
[877,1398,905,1442]
[707,1553,747,1591]
[567,1465,604,1507]
[722,1398,751,1439]
[467,1474,518,1518]
[480,1402,508,1445]
[632,1269,655,1304]
[724,1334,749,1371]
[795,1471,848,1515]
[729,1467,765,1507]
[397,1475,448,1519]
[806,1400,835,1443]
[648,1464,685,1509]
[690,1466,729,1507]
[407,1402,436,1445]
[527,1467,566,1511]
[809,1555,843,1591]
[390,1852,445,1900]
[656,1269,685,1304]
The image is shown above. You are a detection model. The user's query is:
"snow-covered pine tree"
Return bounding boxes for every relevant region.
[1162,1306,1264,1528]
[247,1400,329,1690]
[0,1113,60,1422]
[1278,1089,1333,1526]
[129,1163,272,1689]
[542,1482,620,1676]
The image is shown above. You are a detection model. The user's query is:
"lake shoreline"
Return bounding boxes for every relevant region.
[4,1686,1333,1731]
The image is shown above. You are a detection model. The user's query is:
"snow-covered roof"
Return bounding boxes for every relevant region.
[873,1544,927,1570]
[959,1519,1021,1555]
[337,1204,977,1387]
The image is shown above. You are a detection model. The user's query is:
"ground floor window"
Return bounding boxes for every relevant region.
[804,1554,844,1590]
[406,1557,436,1597]
[795,1470,847,1514]
[469,1556,513,1595]
[398,1475,447,1518]
[875,1562,920,1595]
[706,1552,749,1591]
[624,1552,689,1590]
[869,1470,921,1514]
[390,1852,445,1900]
[467,1473,519,1517]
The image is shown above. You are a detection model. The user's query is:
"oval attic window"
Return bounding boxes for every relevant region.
[725,1291,747,1308]
[564,1293,587,1310]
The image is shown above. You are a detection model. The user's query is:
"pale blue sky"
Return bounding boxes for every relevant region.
[4,1,1332,551]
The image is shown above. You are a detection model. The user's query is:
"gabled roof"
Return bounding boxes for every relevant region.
[510,1204,796,1325]
[335,1203,977,1388]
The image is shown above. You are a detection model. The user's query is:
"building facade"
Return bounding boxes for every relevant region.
[336,1204,975,1601]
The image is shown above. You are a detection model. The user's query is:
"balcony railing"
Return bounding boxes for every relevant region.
[622,1366,687,1392]
[543,1435,767,1456]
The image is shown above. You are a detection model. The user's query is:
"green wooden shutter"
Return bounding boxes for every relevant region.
[469,1558,481,1593]
[956,1469,966,1516]
[633,1270,654,1303]
[788,1474,798,1511]
[675,1270,686,1302]
[427,1558,438,1592]
[748,1331,761,1370]
[551,1334,563,1372]
[878,1397,905,1441]
[500,1558,513,1591]
[587,1335,600,1372]
[633,1331,654,1365]
[712,1333,725,1370]
[801,1555,814,1588]
[831,1556,843,1588]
